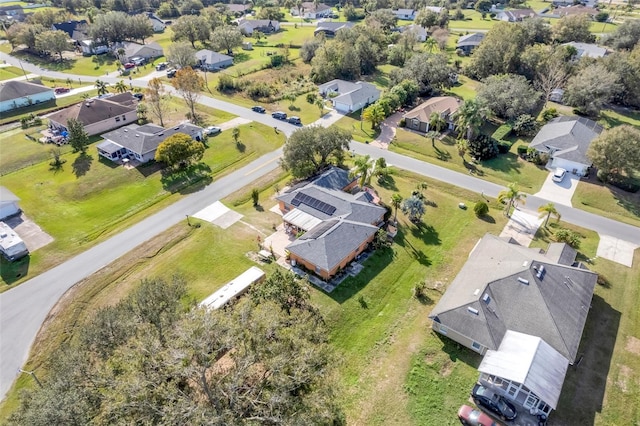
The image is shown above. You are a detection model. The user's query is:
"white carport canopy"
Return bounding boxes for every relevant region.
[478,330,569,409]
[282,208,323,231]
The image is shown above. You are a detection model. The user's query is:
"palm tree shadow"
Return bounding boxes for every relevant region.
[72,153,93,177]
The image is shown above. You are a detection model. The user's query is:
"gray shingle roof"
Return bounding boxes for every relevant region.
[0,80,54,102]
[196,49,233,66]
[314,21,354,34]
[99,122,203,156]
[312,167,354,190]
[429,233,598,362]
[529,116,602,166]
[318,80,380,108]
[457,32,484,48]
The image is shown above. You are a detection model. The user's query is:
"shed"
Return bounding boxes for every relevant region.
[0,221,29,261]
[0,187,21,220]
[200,266,266,310]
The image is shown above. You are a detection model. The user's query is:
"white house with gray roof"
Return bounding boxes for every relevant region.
[97,123,203,164]
[276,167,385,279]
[529,116,602,176]
[318,79,381,114]
[196,50,234,71]
[456,33,484,54]
[0,80,55,113]
[429,233,597,416]
[563,42,608,59]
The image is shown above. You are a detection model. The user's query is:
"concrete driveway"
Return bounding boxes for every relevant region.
[533,170,580,207]
[370,112,402,149]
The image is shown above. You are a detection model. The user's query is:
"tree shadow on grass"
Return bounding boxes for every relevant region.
[72,152,93,177]
[482,152,522,175]
[235,142,246,153]
[0,256,30,286]
[97,156,119,169]
[408,222,441,246]
[232,52,251,63]
[478,214,496,224]
[434,146,451,162]
[392,227,433,267]
[328,247,394,304]
[160,162,212,194]
[377,175,398,191]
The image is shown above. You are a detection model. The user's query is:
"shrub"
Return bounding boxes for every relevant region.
[413,281,427,299]
[217,74,237,92]
[541,108,559,122]
[474,201,489,217]
[251,188,260,206]
[467,134,499,160]
[606,175,640,193]
[512,114,537,136]
[555,228,581,248]
[496,141,511,154]
[246,82,275,99]
[517,145,528,156]
[595,11,609,22]
[398,118,406,127]
[492,124,512,141]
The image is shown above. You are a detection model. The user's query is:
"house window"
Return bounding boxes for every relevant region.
[315,265,321,274]
[122,115,126,121]
[115,116,121,122]
[471,341,481,351]
[524,394,539,409]
[412,118,419,128]
[439,325,447,335]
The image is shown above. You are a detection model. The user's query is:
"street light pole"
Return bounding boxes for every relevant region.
[186,214,191,226]
[17,369,43,388]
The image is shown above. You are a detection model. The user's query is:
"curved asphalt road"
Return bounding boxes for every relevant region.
[1,52,639,399]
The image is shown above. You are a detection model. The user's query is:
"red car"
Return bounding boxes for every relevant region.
[123,62,135,69]
[54,87,70,94]
[458,405,498,426]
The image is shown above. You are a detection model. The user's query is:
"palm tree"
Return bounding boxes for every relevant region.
[402,196,426,223]
[425,37,437,53]
[416,181,427,198]
[426,130,440,148]
[373,157,389,183]
[232,127,240,145]
[350,154,373,187]
[454,98,486,141]
[498,183,527,217]
[66,77,73,88]
[429,111,446,133]
[538,202,561,227]
[95,79,109,95]
[391,193,403,222]
[362,103,385,129]
[114,80,128,93]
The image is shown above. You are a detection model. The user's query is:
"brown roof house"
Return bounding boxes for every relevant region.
[97,122,204,164]
[403,96,461,133]
[48,93,139,136]
[429,233,598,417]
[276,167,386,280]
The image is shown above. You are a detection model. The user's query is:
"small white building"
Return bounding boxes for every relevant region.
[0,221,28,261]
[0,187,21,220]
[0,80,55,113]
[200,267,266,310]
[318,79,381,114]
[393,8,416,20]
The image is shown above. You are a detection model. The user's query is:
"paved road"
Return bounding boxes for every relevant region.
[1,52,639,400]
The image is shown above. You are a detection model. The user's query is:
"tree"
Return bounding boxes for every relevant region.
[136,103,147,121]
[538,202,561,227]
[95,79,109,95]
[144,78,170,127]
[127,14,153,43]
[552,15,595,43]
[390,53,453,95]
[172,15,210,48]
[365,9,398,33]
[587,125,640,181]
[521,44,574,106]
[454,98,487,141]
[351,155,373,187]
[475,0,492,12]
[415,9,439,29]
[281,126,351,179]
[300,38,322,63]
[401,195,425,222]
[113,80,127,93]
[477,74,540,120]
[231,127,240,146]
[520,17,552,45]
[155,133,206,169]
[391,193,403,222]
[34,29,69,62]
[362,103,386,129]
[603,19,640,50]
[564,63,622,116]
[498,182,526,217]
[474,201,489,217]
[211,25,243,55]
[432,28,449,51]
[172,67,204,122]
[66,118,89,153]
[429,112,446,133]
[167,42,197,68]
[604,47,640,109]
[426,130,440,148]
[10,22,45,51]
[465,22,528,80]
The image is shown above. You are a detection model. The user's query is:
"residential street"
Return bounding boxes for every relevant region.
[1,51,639,400]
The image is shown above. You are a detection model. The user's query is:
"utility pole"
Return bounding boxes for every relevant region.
[17,369,43,388]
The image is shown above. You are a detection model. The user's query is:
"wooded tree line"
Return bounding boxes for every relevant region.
[9,271,343,425]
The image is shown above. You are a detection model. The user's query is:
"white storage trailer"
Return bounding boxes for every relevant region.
[200,266,266,310]
[0,222,29,261]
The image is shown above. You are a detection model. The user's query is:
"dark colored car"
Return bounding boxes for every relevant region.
[471,384,517,421]
[166,68,177,78]
[457,405,497,426]
[54,87,70,94]
[287,116,301,125]
[271,111,287,120]
[252,105,266,113]
[155,62,168,71]
[133,93,144,100]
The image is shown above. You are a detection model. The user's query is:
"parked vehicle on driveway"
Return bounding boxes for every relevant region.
[123,62,135,69]
[457,405,497,426]
[287,116,301,125]
[130,56,146,66]
[166,68,177,78]
[471,384,517,421]
[252,105,266,113]
[271,111,287,120]
[54,87,70,94]
[155,62,168,71]
[205,126,222,136]
[552,167,567,182]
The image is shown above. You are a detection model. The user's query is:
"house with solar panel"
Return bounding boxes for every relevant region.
[275,167,386,280]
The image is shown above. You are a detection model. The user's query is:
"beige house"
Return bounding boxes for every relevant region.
[48,93,138,136]
[403,96,461,133]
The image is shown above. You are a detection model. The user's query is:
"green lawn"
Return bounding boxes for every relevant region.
[446,75,479,100]
[573,179,640,228]
[0,127,74,176]
[334,112,380,143]
[448,13,499,30]
[0,66,25,81]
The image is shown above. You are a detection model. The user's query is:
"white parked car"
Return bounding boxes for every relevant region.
[205,126,222,136]
[552,168,567,182]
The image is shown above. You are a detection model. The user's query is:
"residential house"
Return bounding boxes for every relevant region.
[529,116,602,176]
[196,50,234,71]
[403,96,461,133]
[425,6,444,13]
[318,79,381,113]
[0,80,55,113]
[0,187,21,220]
[0,5,25,23]
[117,42,164,62]
[563,41,608,59]
[97,122,204,164]
[276,167,385,280]
[314,21,355,37]
[52,20,88,37]
[80,39,109,56]
[556,5,598,17]
[429,234,598,415]
[553,0,597,7]
[237,18,280,35]
[48,94,138,136]
[393,8,416,20]
[497,8,537,21]
[456,32,484,54]
[290,2,333,19]
[400,24,428,42]
[143,12,166,32]
[227,3,252,16]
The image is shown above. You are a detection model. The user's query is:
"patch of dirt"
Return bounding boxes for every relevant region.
[440,359,454,377]
[625,335,640,355]
[616,365,632,393]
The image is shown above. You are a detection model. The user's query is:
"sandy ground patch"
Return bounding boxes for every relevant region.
[596,235,639,268]
[625,336,640,356]
[4,213,53,252]
[499,209,543,247]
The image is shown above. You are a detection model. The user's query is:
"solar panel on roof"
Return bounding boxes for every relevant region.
[291,192,337,215]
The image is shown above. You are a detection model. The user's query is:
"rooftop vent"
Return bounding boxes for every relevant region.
[517,277,529,285]
[174,127,180,130]
[473,288,480,296]
[124,129,128,132]
[467,307,479,315]
[522,261,529,267]
[536,264,546,279]
[482,293,490,303]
